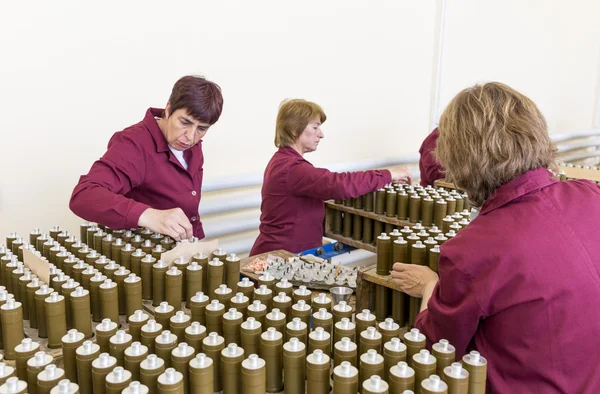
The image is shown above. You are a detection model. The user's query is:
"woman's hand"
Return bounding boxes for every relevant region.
[138,207,194,241]
[390,263,439,298]
[386,166,413,184]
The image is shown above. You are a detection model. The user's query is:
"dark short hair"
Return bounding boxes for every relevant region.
[167,75,224,124]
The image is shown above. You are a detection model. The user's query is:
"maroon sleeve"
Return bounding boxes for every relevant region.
[419,128,444,186]
[415,252,484,357]
[69,133,150,230]
[286,160,392,200]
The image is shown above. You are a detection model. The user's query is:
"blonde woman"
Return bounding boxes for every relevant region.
[251,99,411,255]
[392,82,600,392]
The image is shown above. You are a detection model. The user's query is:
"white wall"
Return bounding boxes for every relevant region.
[1,0,599,244]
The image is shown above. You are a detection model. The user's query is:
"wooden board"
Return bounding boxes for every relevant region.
[324,232,376,253]
[559,165,600,182]
[239,250,353,292]
[325,201,423,229]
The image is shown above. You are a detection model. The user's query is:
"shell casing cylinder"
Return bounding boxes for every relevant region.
[37,365,65,394]
[51,270,68,294]
[290,300,312,326]
[49,380,80,394]
[237,277,255,303]
[389,361,415,393]
[241,354,266,394]
[272,293,292,322]
[285,318,308,345]
[204,300,225,336]
[404,329,427,368]
[421,374,449,394]
[225,254,241,294]
[409,194,421,223]
[70,287,92,339]
[434,199,448,229]
[120,244,134,271]
[240,318,262,357]
[45,294,67,349]
[259,328,283,392]
[99,280,120,326]
[421,197,434,227]
[34,286,52,338]
[385,222,395,233]
[352,213,363,241]
[184,322,207,354]
[128,310,149,342]
[374,189,386,214]
[211,248,228,264]
[105,367,132,394]
[429,245,441,274]
[27,352,53,394]
[432,340,456,379]
[378,318,401,344]
[362,375,389,394]
[332,301,354,326]
[363,192,374,212]
[189,292,210,326]
[342,212,353,238]
[222,309,243,346]
[80,267,97,291]
[363,217,374,244]
[383,338,407,382]
[397,191,409,220]
[375,287,388,321]
[139,355,165,394]
[312,309,333,337]
[79,223,90,244]
[333,318,356,345]
[355,310,377,339]
[185,263,202,309]
[442,216,454,235]
[154,301,175,332]
[29,229,41,248]
[5,261,18,294]
[230,293,250,321]
[96,319,119,354]
[220,343,244,394]
[444,197,457,217]
[207,259,224,299]
[202,333,225,392]
[0,377,27,393]
[109,330,133,367]
[71,262,87,285]
[376,233,391,275]
[334,338,358,367]
[283,338,306,394]
[0,254,11,287]
[75,341,101,394]
[101,236,115,260]
[155,331,178,369]
[313,293,333,313]
[247,301,267,329]
[191,253,209,294]
[89,273,107,322]
[91,231,104,252]
[308,328,331,358]
[91,353,117,394]
[171,343,196,394]
[139,254,155,300]
[462,195,470,211]
[17,273,32,320]
[385,190,397,217]
[333,210,343,234]
[359,350,385,390]
[110,240,123,266]
[123,342,148,381]
[118,274,139,318]
[257,273,276,295]
[411,241,427,266]
[359,327,383,356]
[353,196,364,210]
[307,350,330,394]
[61,279,79,329]
[60,330,85,382]
[333,362,359,394]
[14,339,40,381]
[462,351,487,394]
[253,285,272,311]
[152,260,169,307]
[215,285,233,310]
[165,267,183,309]
[12,240,24,261]
[11,267,26,301]
[275,279,293,299]
[443,362,469,394]
[140,240,155,256]
[0,364,17,385]
[160,237,175,251]
[130,235,144,250]
[109,267,127,316]
[169,311,191,343]
[189,353,213,394]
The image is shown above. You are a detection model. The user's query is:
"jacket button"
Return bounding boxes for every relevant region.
[191,216,197,222]
[191,190,197,196]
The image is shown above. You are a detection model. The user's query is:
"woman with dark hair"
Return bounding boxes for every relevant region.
[70,75,224,241]
[392,82,600,392]
[251,99,412,255]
